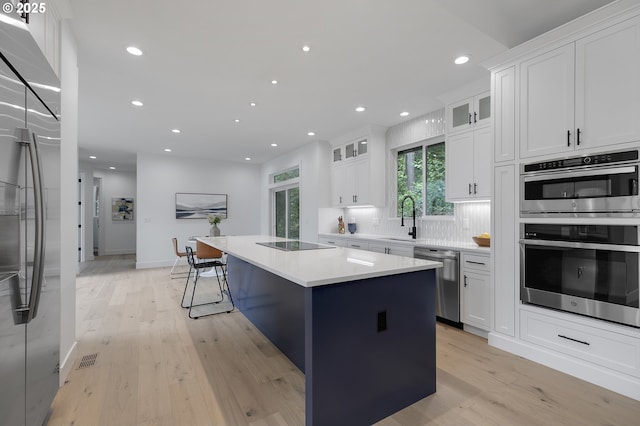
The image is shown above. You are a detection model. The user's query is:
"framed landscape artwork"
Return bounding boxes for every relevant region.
[112,197,134,221]
[175,193,228,219]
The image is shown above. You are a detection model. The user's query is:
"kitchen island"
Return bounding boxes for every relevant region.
[198,235,442,426]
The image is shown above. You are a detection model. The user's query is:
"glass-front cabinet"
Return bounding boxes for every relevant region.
[447,91,491,134]
[332,138,368,163]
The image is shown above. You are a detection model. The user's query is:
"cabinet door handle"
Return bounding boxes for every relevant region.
[558,334,590,346]
[473,183,477,194]
[468,113,472,125]
[339,196,342,204]
[567,130,571,147]
[474,111,477,123]
[468,183,472,195]
[351,244,360,248]
[466,260,486,266]
[576,128,581,145]
[464,275,468,287]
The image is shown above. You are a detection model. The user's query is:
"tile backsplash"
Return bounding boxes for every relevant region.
[319,202,490,243]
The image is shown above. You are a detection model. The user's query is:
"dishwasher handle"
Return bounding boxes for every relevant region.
[414,248,458,260]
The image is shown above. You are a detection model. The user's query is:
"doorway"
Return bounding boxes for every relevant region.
[93,177,101,256]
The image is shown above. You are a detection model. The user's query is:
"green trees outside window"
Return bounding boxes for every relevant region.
[397,142,453,217]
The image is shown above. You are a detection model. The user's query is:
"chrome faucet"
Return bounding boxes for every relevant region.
[400,195,417,239]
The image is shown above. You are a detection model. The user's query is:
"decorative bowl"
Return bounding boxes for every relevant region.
[472,236,490,247]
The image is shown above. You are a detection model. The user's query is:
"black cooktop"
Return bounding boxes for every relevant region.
[256,240,336,251]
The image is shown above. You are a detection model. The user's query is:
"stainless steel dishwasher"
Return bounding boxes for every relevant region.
[414,246,460,325]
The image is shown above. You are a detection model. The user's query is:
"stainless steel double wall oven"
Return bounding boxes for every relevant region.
[519,149,640,328]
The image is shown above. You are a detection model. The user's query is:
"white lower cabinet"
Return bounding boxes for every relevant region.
[520,309,640,378]
[318,236,346,247]
[345,240,369,250]
[461,253,491,331]
[317,236,414,257]
[368,242,414,257]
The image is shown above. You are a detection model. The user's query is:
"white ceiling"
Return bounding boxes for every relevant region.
[69,0,614,171]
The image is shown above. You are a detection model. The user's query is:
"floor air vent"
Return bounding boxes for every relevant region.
[77,353,98,369]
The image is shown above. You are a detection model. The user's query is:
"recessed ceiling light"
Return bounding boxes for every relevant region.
[355,106,366,112]
[109,166,116,170]
[245,157,251,161]
[271,143,278,147]
[171,129,181,134]
[400,111,409,117]
[131,100,143,107]
[271,80,278,85]
[234,119,240,123]
[454,55,470,65]
[164,148,172,152]
[126,46,143,56]
[302,45,310,52]
[250,102,257,107]
[307,131,315,136]
[89,155,96,159]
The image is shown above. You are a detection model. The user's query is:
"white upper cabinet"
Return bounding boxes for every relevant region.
[25,2,62,77]
[520,44,575,158]
[493,66,517,163]
[446,91,491,135]
[446,126,492,201]
[332,138,369,164]
[575,16,640,149]
[329,126,386,207]
[520,15,640,159]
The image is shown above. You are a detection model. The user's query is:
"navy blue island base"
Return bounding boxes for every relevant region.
[226,255,437,426]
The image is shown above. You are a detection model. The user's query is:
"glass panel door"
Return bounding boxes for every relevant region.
[274,186,299,239]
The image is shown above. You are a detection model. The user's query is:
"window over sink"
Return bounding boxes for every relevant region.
[396,141,453,217]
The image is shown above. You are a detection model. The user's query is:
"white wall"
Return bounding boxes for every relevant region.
[58,18,79,385]
[136,152,261,268]
[260,141,331,242]
[94,169,137,255]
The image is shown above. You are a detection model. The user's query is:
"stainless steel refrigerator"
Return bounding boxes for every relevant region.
[1,13,61,426]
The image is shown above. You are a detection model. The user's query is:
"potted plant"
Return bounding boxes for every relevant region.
[208,214,222,237]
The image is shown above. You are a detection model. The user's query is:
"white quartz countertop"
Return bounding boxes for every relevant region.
[198,235,442,288]
[318,233,491,254]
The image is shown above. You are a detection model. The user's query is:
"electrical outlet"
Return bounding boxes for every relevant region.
[377,310,387,332]
[463,218,470,230]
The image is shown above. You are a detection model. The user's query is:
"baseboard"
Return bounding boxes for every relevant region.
[102,249,136,255]
[59,341,78,387]
[488,332,640,401]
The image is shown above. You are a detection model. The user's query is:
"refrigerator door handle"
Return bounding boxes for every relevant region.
[15,129,46,323]
[27,131,45,321]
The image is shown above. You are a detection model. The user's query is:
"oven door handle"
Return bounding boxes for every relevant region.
[519,239,640,252]
[523,166,637,183]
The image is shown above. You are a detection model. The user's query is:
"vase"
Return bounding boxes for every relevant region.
[210,224,220,237]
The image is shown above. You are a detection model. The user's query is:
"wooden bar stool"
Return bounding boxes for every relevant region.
[181,242,234,319]
[170,237,191,278]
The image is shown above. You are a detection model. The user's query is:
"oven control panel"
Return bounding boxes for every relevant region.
[523,150,638,172]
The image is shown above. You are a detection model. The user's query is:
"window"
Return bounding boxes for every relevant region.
[397,142,453,217]
[424,142,453,216]
[273,168,299,183]
[274,186,299,239]
[397,146,423,216]
[271,167,300,238]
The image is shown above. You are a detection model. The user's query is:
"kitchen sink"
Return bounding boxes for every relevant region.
[382,237,417,242]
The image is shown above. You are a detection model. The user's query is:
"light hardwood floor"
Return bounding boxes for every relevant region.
[48,255,640,425]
